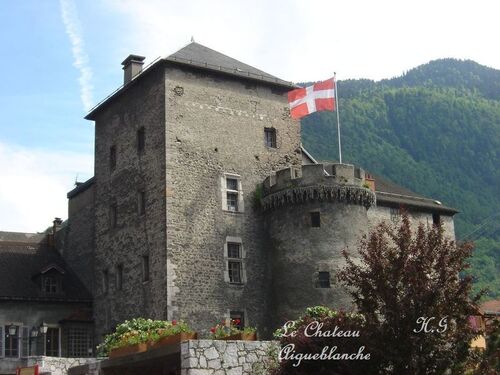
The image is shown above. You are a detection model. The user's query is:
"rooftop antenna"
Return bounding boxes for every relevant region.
[74,173,80,186]
[191,36,195,43]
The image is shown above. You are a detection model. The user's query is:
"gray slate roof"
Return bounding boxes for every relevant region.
[0,232,91,302]
[165,42,294,88]
[313,153,457,214]
[67,176,95,199]
[371,172,458,214]
[86,42,294,119]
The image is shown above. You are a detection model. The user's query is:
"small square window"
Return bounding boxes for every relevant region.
[432,213,441,226]
[318,272,331,288]
[102,269,109,294]
[226,178,238,191]
[110,204,117,228]
[137,127,145,153]
[390,208,400,223]
[228,243,241,258]
[230,311,245,330]
[142,255,150,282]
[116,264,123,291]
[109,146,116,170]
[43,276,59,294]
[138,191,146,215]
[310,212,321,227]
[264,128,276,148]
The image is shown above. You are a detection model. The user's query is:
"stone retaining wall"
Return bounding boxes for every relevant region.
[25,356,97,375]
[181,339,276,375]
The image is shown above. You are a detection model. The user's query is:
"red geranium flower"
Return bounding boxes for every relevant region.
[172,320,177,325]
[210,327,216,333]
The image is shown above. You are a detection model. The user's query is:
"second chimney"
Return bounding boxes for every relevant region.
[122,54,146,85]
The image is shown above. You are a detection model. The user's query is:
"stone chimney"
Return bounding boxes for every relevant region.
[364,174,376,192]
[122,54,145,84]
[53,217,63,233]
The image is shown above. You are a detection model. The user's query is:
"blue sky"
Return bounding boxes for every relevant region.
[0,0,499,231]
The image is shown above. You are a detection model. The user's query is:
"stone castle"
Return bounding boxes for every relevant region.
[70,42,456,339]
[0,42,458,368]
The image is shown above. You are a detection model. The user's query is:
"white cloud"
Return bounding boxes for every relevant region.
[60,0,94,111]
[0,142,93,233]
[102,0,499,81]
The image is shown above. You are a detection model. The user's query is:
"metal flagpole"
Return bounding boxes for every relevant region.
[334,73,342,164]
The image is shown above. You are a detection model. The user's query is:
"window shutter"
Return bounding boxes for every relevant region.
[21,326,29,357]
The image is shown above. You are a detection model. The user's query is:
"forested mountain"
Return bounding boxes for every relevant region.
[300,59,500,299]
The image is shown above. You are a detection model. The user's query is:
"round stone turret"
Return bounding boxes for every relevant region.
[262,163,376,328]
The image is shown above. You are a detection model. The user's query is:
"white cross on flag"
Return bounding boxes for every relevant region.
[287,78,336,119]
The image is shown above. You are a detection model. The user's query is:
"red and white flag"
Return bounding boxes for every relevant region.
[287,78,336,119]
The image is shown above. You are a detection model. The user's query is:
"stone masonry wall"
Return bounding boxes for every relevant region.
[92,65,167,340]
[367,205,456,240]
[181,339,276,375]
[64,183,95,293]
[25,356,97,375]
[165,66,301,338]
[262,163,375,328]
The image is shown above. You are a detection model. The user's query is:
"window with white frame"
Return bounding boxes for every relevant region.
[4,325,20,357]
[221,174,244,212]
[42,275,59,294]
[224,237,246,284]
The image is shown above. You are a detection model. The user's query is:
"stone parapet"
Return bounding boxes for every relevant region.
[262,163,375,210]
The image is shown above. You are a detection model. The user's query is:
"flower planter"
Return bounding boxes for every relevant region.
[220,332,257,341]
[109,332,198,358]
[149,332,198,350]
[109,342,149,359]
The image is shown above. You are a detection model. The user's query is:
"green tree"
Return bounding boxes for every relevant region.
[338,214,482,374]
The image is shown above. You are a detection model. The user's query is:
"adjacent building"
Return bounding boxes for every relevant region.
[0,227,93,374]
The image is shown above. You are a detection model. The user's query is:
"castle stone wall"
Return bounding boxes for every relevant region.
[164,66,301,337]
[367,205,456,240]
[92,65,167,339]
[63,184,95,293]
[263,164,375,327]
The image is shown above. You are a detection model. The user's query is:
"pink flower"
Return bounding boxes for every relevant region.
[172,320,177,326]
